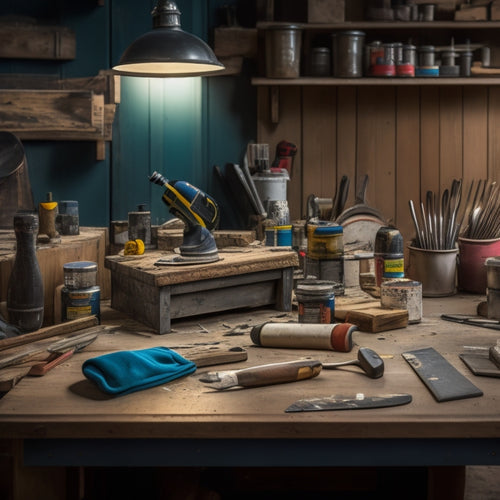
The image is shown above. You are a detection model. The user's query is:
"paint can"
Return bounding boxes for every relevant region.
[63,261,98,290]
[332,30,365,78]
[374,226,404,291]
[276,225,292,246]
[304,257,344,295]
[252,172,289,210]
[295,279,335,324]
[61,285,100,322]
[56,200,79,235]
[307,221,343,259]
[380,279,423,324]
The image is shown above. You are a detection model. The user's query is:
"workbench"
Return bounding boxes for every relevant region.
[0,293,499,499]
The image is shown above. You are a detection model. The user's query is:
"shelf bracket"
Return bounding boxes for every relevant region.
[270,86,279,124]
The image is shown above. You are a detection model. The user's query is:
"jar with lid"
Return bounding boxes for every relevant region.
[309,47,331,76]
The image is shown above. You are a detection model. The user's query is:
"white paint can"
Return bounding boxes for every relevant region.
[380,279,422,324]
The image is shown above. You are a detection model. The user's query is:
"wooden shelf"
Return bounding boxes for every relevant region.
[0,71,119,160]
[257,21,500,30]
[252,76,500,86]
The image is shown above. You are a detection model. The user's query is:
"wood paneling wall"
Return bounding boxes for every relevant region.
[257,85,500,246]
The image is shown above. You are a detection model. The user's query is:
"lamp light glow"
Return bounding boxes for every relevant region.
[113,1,224,78]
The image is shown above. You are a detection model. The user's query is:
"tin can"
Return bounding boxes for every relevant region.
[61,285,100,322]
[295,279,335,324]
[310,47,331,76]
[63,261,97,290]
[307,221,343,259]
[380,279,422,323]
[374,226,404,290]
[57,200,79,235]
[333,31,365,77]
[265,25,302,78]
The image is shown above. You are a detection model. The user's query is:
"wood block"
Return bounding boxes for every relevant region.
[0,227,110,325]
[308,0,345,23]
[491,0,500,20]
[157,229,256,250]
[338,307,408,333]
[455,5,488,20]
[214,28,257,58]
[0,23,75,60]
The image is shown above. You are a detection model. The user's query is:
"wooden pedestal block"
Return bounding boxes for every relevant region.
[105,248,298,334]
[0,227,110,325]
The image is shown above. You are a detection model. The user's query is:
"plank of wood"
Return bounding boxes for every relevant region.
[0,23,75,60]
[0,316,99,352]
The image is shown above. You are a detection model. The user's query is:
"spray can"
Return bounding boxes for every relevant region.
[374,226,404,295]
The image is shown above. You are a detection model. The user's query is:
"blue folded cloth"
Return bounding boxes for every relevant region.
[82,347,196,396]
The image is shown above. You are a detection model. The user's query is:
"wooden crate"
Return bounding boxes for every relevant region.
[105,248,298,334]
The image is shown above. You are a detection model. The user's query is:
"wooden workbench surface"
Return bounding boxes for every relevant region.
[105,247,299,286]
[0,293,498,440]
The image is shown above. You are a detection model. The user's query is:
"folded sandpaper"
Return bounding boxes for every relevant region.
[402,347,483,402]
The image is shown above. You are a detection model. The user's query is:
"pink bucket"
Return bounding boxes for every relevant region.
[457,237,500,294]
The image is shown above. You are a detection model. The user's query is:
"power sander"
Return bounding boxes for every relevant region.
[149,171,220,264]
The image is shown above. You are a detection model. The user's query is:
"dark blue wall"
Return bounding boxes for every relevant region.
[0,0,256,228]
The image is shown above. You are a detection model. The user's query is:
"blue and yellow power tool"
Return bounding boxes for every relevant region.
[149,171,220,263]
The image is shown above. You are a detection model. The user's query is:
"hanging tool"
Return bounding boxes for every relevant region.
[149,171,220,264]
[285,393,412,413]
[271,140,297,176]
[330,175,350,221]
[321,347,384,378]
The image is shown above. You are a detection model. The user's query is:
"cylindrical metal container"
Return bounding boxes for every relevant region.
[486,256,500,290]
[265,25,302,78]
[487,288,500,320]
[309,47,331,76]
[407,245,457,297]
[63,261,98,290]
[419,45,435,67]
[295,279,335,324]
[61,285,100,322]
[374,227,404,290]
[333,31,365,77]
[380,279,423,324]
[458,237,500,293]
[460,51,473,77]
[128,205,151,245]
[307,221,343,259]
[57,200,79,235]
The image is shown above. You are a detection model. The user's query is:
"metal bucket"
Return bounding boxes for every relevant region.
[407,246,458,297]
[265,25,302,78]
[458,237,500,294]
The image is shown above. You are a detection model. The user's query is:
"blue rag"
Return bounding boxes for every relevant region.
[82,347,196,396]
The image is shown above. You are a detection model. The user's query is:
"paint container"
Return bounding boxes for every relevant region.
[307,221,343,259]
[486,256,500,290]
[295,279,335,324]
[63,261,98,290]
[380,279,423,324]
[487,289,500,320]
[304,257,344,295]
[276,225,292,246]
[458,237,500,294]
[374,226,404,292]
[265,25,302,78]
[252,171,289,210]
[61,285,100,322]
[407,246,457,297]
[57,200,79,235]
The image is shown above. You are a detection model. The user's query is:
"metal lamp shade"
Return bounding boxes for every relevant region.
[113,1,224,78]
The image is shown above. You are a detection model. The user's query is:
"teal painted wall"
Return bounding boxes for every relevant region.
[0,0,256,228]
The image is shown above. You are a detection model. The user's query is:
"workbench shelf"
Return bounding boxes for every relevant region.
[252,76,500,86]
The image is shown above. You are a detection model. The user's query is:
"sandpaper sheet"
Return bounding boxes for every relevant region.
[402,347,483,402]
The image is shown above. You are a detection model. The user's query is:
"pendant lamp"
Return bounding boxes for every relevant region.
[113,0,224,77]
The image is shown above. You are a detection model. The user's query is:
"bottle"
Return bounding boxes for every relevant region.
[7,212,44,332]
[374,226,405,297]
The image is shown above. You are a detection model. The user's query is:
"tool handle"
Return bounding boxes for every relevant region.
[235,359,322,387]
[28,349,75,377]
